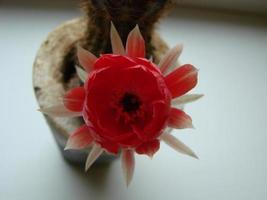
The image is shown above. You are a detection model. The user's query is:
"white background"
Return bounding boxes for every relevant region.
[1,1,267,200]
[175,0,267,14]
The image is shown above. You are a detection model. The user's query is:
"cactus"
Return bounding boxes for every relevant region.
[80,0,173,57]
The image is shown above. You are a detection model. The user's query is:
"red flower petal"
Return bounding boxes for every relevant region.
[63,87,86,112]
[82,54,173,151]
[168,108,193,129]
[135,139,160,157]
[117,133,143,149]
[141,101,170,141]
[164,64,198,98]
[133,57,161,73]
[65,125,94,150]
[126,25,145,58]
[94,54,137,70]
[99,140,120,154]
[85,66,169,141]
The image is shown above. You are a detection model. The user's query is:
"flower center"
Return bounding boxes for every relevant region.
[120,93,141,113]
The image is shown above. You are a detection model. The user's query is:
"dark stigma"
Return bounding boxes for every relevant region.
[120,93,141,113]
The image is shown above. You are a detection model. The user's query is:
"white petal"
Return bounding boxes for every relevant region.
[38,104,81,117]
[75,65,88,83]
[161,133,198,159]
[159,44,183,74]
[77,46,97,72]
[126,25,145,58]
[172,94,204,106]
[110,22,125,55]
[168,108,194,129]
[175,104,185,110]
[85,144,103,171]
[121,149,135,187]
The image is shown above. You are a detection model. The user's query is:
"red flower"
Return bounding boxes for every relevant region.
[82,54,172,154]
[40,22,202,185]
